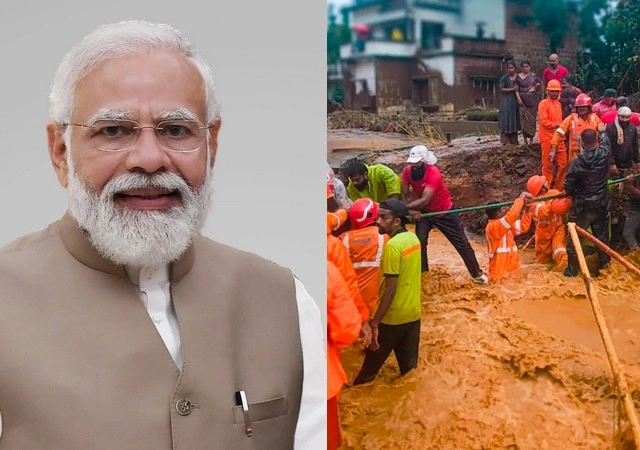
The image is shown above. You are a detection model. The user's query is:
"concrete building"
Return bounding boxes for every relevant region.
[336,0,577,113]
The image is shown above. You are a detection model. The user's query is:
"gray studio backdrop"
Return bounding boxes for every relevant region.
[0,2,326,322]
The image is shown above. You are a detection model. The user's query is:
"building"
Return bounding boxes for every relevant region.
[336,0,577,113]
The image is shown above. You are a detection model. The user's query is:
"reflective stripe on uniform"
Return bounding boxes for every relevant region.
[500,217,510,229]
[553,247,567,255]
[341,233,350,253]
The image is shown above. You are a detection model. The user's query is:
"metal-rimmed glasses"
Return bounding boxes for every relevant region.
[63,119,211,153]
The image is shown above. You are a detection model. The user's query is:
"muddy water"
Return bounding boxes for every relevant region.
[338,229,640,449]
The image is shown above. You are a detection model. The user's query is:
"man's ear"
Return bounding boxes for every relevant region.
[47,121,69,188]
[207,117,221,168]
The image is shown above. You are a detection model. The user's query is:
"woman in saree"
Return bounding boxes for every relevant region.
[516,60,542,145]
[498,60,521,145]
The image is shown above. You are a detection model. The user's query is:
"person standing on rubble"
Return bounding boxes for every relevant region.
[538,80,566,189]
[484,191,533,281]
[516,60,542,145]
[563,129,612,277]
[498,60,522,145]
[542,53,570,90]
[519,175,568,271]
[401,145,488,284]
[550,93,604,167]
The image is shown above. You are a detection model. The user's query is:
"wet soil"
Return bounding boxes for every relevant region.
[330,128,640,449]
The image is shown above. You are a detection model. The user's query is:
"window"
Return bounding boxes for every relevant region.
[421,21,444,50]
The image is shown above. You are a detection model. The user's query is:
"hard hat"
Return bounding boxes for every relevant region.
[574,93,592,107]
[327,209,348,234]
[349,198,379,229]
[547,80,561,91]
[551,197,573,215]
[526,175,547,196]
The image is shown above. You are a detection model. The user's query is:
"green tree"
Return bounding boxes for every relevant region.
[327,4,351,64]
[531,0,571,52]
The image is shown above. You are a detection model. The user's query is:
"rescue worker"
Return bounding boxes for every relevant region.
[345,160,402,203]
[563,129,612,277]
[352,199,422,385]
[327,209,372,346]
[339,198,390,316]
[550,93,604,171]
[402,145,488,284]
[484,191,533,282]
[519,175,568,271]
[327,260,362,450]
[538,79,566,189]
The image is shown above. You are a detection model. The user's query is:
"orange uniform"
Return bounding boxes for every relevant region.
[550,112,602,168]
[538,97,566,190]
[327,261,361,450]
[327,234,369,323]
[338,226,389,316]
[519,190,568,270]
[486,198,525,281]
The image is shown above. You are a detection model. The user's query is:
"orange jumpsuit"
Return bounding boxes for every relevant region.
[486,198,525,281]
[338,226,389,316]
[550,112,602,172]
[519,190,568,270]
[538,97,566,190]
[327,261,361,450]
[327,234,369,324]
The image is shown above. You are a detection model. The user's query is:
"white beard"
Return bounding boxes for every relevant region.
[66,158,212,267]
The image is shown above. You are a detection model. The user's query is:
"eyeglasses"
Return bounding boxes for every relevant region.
[63,119,211,153]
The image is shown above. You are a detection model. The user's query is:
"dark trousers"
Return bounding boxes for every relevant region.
[353,320,420,385]
[415,211,482,276]
[565,205,611,276]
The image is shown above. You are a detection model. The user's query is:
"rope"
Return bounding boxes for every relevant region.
[414,173,640,219]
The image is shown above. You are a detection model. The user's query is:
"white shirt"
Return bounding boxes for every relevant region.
[125,264,326,450]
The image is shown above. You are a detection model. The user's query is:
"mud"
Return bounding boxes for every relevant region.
[330,128,640,449]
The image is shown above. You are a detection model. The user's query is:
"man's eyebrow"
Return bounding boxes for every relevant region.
[86,109,135,125]
[155,108,199,122]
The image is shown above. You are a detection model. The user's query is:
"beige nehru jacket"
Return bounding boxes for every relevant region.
[0,213,303,449]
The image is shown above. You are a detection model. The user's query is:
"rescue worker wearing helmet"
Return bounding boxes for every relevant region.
[550,93,604,175]
[538,80,566,189]
[484,191,534,281]
[518,175,568,271]
[338,199,390,316]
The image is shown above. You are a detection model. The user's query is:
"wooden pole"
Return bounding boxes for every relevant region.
[567,222,640,448]
[520,234,535,250]
[574,225,640,278]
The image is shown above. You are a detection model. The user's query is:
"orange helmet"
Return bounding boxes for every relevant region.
[551,197,573,215]
[526,175,547,196]
[574,93,592,107]
[547,80,561,91]
[349,198,379,229]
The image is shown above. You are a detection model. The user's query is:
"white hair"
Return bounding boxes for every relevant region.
[49,20,220,125]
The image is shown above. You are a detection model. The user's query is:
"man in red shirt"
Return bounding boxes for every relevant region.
[401,145,488,284]
[542,53,570,89]
[592,88,618,118]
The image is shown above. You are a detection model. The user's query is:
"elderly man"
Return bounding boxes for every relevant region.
[0,21,325,449]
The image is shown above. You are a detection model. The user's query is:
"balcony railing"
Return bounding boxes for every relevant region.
[340,40,418,59]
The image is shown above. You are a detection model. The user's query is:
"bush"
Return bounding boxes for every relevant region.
[466,109,499,122]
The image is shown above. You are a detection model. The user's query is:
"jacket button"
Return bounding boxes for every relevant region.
[176,399,194,416]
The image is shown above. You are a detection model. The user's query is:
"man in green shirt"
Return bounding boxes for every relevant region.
[353,199,422,385]
[345,161,401,203]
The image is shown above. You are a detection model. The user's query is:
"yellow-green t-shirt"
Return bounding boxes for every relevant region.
[347,164,401,203]
[378,229,422,325]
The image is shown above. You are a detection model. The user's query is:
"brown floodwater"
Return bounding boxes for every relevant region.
[338,229,640,450]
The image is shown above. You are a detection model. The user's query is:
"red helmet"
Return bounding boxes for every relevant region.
[574,93,592,107]
[526,175,547,196]
[349,198,379,229]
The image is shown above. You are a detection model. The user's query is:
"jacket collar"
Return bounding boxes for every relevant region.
[57,212,195,282]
